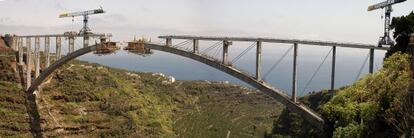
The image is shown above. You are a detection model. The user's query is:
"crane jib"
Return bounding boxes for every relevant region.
[59,8,105,18]
[368,0,406,11]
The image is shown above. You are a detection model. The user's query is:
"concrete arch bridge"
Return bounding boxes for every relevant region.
[10,34,388,131]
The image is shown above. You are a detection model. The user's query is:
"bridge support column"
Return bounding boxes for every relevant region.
[331,46,336,92]
[256,41,262,80]
[193,39,199,54]
[34,37,40,78]
[69,36,75,53]
[26,37,32,89]
[14,37,18,50]
[12,37,17,50]
[18,38,24,65]
[369,49,374,74]
[292,43,298,103]
[83,36,89,48]
[45,37,50,68]
[56,37,61,60]
[222,40,232,65]
[166,38,172,47]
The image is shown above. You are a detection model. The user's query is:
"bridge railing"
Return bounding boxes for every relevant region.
[159,35,389,50]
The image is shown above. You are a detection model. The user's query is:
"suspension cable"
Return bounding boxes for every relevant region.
[183,41,192,51]
[201,41,222,54]
[172,40,191,49]
[262,46,294,80]
[300,47,333,95]
[231,42,256,64]
[355,52,370,81]
[156,39,165,45]
[212,45,222,60]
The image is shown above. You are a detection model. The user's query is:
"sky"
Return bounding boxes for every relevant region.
[0,0,413,44]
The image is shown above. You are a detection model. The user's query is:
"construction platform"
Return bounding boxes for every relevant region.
[94,41,119,55]
[124,38,152,55]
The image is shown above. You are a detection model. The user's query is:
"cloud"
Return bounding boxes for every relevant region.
[104,14,128,23]
[88,14,128,26]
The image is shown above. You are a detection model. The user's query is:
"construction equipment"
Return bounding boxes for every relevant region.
[124,36,152,55]
[368,0,406,47]
[59,7,105,35]
[94,41,119,55]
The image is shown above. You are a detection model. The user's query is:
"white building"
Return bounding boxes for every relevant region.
[168,76,175,83]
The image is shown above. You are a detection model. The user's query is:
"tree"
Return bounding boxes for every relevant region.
[385,12,414,58]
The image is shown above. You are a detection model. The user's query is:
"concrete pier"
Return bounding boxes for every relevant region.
[256,41,262,80]
[166,38,172,47]
[26,37,32,89]
[292,43,298,102]
[69,37,75,53]
[83,36,89,48]
[34,37,40,78]
[45,37,50,68]
[56,37,62,59]
[369,49,374,74]
[12,37,17,50]
[222,40,232,65]
[18,38,24,65]
[193,39,199,54]
[331,46,336,91]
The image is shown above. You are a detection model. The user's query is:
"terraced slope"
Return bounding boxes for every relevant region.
[36,60,283,137]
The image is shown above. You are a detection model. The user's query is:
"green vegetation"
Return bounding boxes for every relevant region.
[0,81,32,137]
[175,81,282,137]
[35,60,282,137]
[0,47,17,82]
[321,52,413,137]
[39,61,178,137]
[270,52,413,138]
[0,49,31,137]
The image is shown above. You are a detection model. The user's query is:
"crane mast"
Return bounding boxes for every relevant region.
[368,0,406,47]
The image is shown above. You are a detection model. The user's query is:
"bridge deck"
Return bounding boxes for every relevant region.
[159,35,389,50]
[16,33,110,38]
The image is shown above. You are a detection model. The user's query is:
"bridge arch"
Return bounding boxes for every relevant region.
[27,43,325,130]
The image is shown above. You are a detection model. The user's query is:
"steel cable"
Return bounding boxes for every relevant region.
[300,47,333,95]
[172,40,191,49]
[263,46,294,80]
[201,41,222,54]
[231,42,256,64]
[355,52,370,81]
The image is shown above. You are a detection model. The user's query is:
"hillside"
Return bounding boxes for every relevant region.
[34,60,282,137]
[0,39,32,137]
